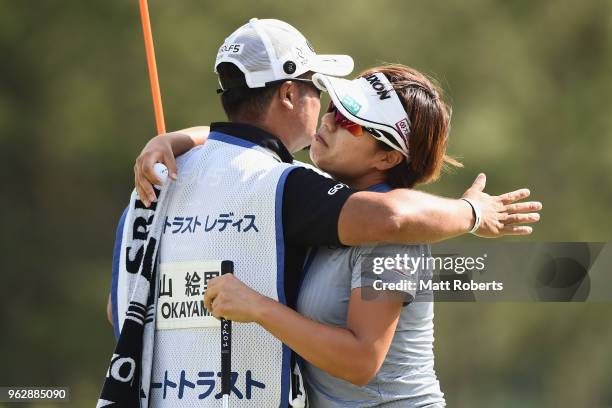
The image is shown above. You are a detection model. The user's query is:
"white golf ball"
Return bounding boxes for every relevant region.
[153,162,169,186]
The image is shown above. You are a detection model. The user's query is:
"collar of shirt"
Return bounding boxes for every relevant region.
[366,183,392,193]
[210,122,294,164]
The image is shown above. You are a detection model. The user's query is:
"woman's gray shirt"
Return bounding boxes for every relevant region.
[296,211,446,407]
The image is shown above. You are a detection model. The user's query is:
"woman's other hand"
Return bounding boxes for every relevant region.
[135,126,209,207]
[203,273,269,323]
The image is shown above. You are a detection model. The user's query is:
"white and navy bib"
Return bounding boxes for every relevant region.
[134,132,296,407]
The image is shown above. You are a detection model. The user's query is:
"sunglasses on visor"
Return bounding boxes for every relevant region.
[327,101,388,139]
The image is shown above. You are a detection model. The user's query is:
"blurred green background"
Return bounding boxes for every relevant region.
[1,0,611,406]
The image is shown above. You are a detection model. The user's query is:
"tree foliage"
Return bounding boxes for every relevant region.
[0,1,610,406]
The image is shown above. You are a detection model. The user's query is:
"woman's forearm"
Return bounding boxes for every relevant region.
[179,126,209,146]
[168,126,210,156]
[339,190,472,246]
[388,189,474,242]
[253,297,379,386]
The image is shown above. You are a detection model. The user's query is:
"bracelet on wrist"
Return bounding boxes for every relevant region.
[460,197,482,234]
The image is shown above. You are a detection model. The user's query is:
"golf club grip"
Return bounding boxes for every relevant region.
[220,261,233,398]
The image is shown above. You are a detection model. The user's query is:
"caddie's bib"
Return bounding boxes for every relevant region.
[149,132,297,407]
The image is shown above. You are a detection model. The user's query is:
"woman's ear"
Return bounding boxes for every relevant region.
[374,150,404,171]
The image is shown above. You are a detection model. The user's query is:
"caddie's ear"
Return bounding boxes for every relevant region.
[277,81,298,110]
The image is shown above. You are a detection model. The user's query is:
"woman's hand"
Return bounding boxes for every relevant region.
[135,134,178,206]
[203,274,268,323]
[462,173,542,237]
[134,126,209,207]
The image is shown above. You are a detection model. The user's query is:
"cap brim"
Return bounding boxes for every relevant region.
[309,55,354,77]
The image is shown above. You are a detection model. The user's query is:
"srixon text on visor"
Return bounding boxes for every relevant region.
[364,74,391,100]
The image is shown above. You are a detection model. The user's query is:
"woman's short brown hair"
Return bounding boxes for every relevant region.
[358,64,462,188]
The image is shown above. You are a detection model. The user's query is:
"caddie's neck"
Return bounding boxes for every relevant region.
[248,117,305,154]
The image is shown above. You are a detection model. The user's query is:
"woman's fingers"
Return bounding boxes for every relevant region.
[141,180,157,207]
[136,168,157,207]
[163,151,178,181]
[136,152,164,206]
[204,276,224,314]
[505,201,542,214]
[498,188,531,205]
[134,162,152,207]
[469,173,487,192]
[210,297,223,320]
[502,212,540,225]
[135,151,178,207]
[141,154,163,187]
[204,285,216,313]
[134,163,144,204]
[501,225,533,235]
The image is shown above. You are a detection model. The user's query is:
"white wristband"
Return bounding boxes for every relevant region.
[461,198,481,234]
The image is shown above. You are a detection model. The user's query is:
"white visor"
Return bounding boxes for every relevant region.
[313,72,411,157]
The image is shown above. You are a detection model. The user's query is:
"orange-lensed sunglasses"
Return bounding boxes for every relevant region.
[326,101,367,136]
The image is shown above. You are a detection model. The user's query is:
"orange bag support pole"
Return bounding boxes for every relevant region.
[139,0,166,135]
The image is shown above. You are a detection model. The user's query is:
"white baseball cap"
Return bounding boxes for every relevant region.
[313,72,411,157]
[215,18,354,90]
